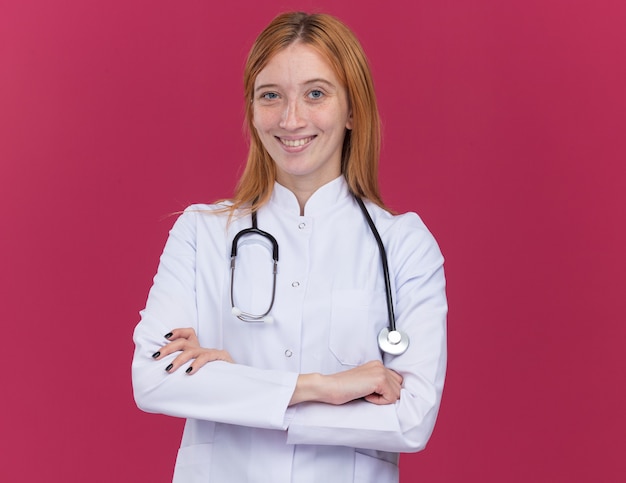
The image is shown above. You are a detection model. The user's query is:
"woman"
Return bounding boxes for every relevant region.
[132,12,447,482]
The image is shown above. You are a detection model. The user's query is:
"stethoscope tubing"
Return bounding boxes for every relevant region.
[354,196,397,333]
[228,196,409,354]
[230,211,279,321]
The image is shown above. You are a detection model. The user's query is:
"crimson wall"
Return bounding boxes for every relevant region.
[1,1,625,481]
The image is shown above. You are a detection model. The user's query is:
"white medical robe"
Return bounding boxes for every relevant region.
[132,176,447,482]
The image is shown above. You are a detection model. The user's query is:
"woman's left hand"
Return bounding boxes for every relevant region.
[289,360,403,406]
[151,327,234,375]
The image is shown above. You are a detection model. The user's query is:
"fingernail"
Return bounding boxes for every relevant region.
[164,332,173,339]
[165,363,173,372]
[151,351,160,358]
[185,367,193,374]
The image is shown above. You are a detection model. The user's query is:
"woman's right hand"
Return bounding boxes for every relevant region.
[290,360,403,406]
[151,327,234,375]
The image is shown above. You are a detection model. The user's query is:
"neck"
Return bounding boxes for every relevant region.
[294,191,312,216]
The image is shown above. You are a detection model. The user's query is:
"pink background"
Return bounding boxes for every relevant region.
[2,0,625,481]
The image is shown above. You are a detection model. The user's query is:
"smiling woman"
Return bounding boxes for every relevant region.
[132,11,447,483]
[237,11,384,215]
[252,42,353,210]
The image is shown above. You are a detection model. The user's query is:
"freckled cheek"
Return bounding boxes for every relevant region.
[252,108,281,132]
[312,110,344,132]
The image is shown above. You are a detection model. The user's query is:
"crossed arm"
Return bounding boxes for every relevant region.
[152,328,403,407]
[133,209,446,452]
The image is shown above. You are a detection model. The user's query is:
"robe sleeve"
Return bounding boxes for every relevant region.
[286,213,448,452]
[131,207,299,430]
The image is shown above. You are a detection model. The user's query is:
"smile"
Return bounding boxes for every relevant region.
[279,136,315,147]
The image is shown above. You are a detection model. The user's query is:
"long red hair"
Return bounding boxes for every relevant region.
[229,12,384,214]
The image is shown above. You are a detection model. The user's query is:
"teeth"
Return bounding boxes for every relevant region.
[281,137,312,147]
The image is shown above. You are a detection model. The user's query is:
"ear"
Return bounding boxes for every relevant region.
[346,110,353,130]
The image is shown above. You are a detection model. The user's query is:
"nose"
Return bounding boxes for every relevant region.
[279,99,305,130]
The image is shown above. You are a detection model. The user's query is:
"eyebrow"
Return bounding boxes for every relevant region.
[254,78,337,93]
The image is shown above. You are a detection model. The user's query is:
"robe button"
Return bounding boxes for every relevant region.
[298,222,306,229]
[291,281,300,288]
[284,349,293,358]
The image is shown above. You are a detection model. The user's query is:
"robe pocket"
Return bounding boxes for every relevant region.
[354,450,399,483]
[172,443,213,482]
[329,289,385,366]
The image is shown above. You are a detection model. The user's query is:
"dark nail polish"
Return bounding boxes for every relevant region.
[164,332,173,339]
[185,367,193,374]
[152,351,160,358]
[165,363,173,372]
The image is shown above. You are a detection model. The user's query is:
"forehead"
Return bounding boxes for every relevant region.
[254,42,341,85]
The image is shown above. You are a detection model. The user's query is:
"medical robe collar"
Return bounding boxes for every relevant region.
[271,176,351,216]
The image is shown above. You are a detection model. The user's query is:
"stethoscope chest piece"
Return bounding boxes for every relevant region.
[378,327,409,355]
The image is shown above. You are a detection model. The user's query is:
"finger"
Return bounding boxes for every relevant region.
[365,385,401,405]
[370,375,402,405]
[378,366,402,385]
[183,353,213,375]
[185,350,234,375]
[364,393,396,405]
[364,394,384,405]
[389,370,403,385]
[216,349,235,364]
[164,327,198,342]
[152,338,188,360]
[165,349,202,373]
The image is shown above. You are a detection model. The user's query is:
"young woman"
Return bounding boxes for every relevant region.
[132,12,447,482]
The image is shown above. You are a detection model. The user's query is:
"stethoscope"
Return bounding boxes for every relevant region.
[229,196,409,356]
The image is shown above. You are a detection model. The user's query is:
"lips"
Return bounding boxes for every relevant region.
[278,136,315,147]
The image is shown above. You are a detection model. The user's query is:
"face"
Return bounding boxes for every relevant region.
[252,42,352,193]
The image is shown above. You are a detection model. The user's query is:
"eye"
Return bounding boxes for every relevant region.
[261,92,279,100]
[308,90,324,100]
